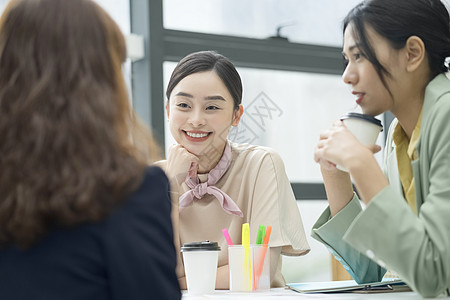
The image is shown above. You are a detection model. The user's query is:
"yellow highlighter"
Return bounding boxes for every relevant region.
[242,223,251,291]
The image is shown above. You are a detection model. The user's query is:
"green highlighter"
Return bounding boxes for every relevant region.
[256,225,266,245]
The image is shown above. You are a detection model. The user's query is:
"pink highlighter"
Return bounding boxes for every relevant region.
[222,228,233,246]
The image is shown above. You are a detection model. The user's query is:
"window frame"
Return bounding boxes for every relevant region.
[129,0,393,199]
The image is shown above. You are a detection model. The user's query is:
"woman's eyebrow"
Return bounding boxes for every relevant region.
[174,92,193,98]
[204,95,226,101]
[342,44,361,56]
[174,92,226,101]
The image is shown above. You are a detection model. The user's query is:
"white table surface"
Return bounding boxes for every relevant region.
[182,287,450,299]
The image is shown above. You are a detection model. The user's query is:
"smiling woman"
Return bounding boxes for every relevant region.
[166,70,242,172]
[155,50,310,290]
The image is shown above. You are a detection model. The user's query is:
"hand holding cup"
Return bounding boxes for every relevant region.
[336,112,383,172]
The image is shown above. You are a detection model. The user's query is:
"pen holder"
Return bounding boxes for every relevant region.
[228,244,270,292]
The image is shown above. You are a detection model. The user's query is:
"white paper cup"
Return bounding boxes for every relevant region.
[181,241,220,295]
[337,112,383,172]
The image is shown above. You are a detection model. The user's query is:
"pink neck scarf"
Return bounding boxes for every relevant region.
[178,141,243,217]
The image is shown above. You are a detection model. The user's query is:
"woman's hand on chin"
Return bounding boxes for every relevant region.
[166,144,199,184]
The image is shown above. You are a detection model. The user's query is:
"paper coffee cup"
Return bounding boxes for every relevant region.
[181,241,221,295]
[336,112,383,172]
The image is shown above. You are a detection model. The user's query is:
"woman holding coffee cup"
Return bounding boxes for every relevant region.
[313,0,450,297]
[156,50,310,290]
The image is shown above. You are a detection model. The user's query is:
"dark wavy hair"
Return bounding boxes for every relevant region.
[0,0,160,248]
[166,50,243,110]
[344,0,450,87]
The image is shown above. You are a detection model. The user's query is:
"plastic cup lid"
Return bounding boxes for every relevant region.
[340,112,383,131]
[180,240,221,252]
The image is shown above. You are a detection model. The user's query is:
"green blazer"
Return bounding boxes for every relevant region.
[311,74,450,298]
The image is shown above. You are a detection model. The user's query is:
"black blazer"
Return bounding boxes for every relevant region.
[0,166,181,300]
